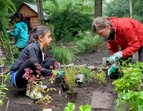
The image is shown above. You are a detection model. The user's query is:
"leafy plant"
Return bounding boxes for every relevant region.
[79,104,92,111]
[44,0,92,41]
[37,88,56,109]
[51,45,74,64]
[79,66,94,83]
[22,63,45,91]
[116,90,143,111]
[0,35,19,67]
[64,102,76,111]
[64,102,91,111]
[112,62,143,92]
[0,73,9,106]
[64,67,77,91]
[74,32,101,54]
[113,62,143,111]
[95,69,106,85]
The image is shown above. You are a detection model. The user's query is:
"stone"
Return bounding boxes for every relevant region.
[14,96,33,105]
[91,91,114,111]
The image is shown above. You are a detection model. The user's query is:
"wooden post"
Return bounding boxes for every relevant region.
[36,0,45,25]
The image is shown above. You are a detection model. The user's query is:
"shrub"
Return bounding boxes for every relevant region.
[74,31,101,54]
[51,45,74,64]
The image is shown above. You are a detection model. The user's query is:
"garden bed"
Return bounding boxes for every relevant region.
[0,47,120,111]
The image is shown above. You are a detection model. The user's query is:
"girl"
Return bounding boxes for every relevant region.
[10,12,29,51]
[10,26,58,99]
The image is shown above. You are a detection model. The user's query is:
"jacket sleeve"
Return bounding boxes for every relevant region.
[107,41,119,55]
[122,28,140,58]
[10,24,20,38]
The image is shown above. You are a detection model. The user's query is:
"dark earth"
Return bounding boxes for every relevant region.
[0,44,120,111]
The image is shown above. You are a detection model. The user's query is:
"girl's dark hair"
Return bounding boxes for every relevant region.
[29,26,50,43]
[13,12,24,21]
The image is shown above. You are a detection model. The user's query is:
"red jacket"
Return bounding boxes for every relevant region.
[107,17,143,58]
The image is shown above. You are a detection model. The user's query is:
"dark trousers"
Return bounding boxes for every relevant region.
[138,47,143,62]
[15,58,55,88]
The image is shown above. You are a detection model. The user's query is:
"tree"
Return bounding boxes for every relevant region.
[94,0,103,17]
[129,0,133,18]
[104,0,143,22]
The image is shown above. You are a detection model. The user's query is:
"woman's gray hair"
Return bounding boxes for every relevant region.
[92,17,110,33]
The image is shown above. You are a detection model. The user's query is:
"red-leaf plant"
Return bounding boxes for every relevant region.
[22,63,45,91]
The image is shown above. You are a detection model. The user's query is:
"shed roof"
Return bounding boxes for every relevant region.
[22,2,48,20]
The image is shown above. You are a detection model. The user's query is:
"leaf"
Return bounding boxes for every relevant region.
[64,102,75,111]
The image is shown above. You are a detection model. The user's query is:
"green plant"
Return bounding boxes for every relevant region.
[64,102,76,111]
[64,67,77,91]
[113,62,143,111]
[0,73,9,106]
[79,66,94,83]
[37,88,56,109]
[74,32,101,54]
[51,45,74,64]
[45,0,92,42]
[95,69,106,85]
[116,90,143,111]
[64,102,92,111]
[112,62,143,92]
[0,35,19,67]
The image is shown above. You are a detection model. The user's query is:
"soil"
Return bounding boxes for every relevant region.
[0,45,117,111]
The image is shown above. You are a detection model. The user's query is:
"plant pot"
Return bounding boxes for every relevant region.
[76,74,85,85]
[66,91,78,103]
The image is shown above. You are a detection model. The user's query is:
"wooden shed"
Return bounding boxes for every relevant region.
[11,2,48,30]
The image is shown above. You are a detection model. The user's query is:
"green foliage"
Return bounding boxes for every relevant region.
[64,102,76,111]
[95,70,106,85]
[116,91,143,111]
[113,62,143,111]
[43,0,92,41]
[79,67,94,83]
[0,35,19,67]
[104,0,143,22]
[74,32,101,54]
[104,0,129,17]
[112,62,143,92]
[64,67,77,91]
[64,102,91,111]
[0,0,16,27]
[0,73,10,106]
[79,104,92,111]
[51,45,74,64]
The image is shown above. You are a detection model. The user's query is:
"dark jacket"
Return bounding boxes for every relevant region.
[10,42,43,71]
[10,42,56,76]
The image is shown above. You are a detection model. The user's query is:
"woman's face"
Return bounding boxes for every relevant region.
[96,25,111,38]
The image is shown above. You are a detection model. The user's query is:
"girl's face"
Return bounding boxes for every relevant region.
[14,17,20,22]
[39,31,52,47]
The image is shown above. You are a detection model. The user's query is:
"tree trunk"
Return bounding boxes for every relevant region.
[129,0,133,18]
[94,0,102,17]
[36,0,45,25]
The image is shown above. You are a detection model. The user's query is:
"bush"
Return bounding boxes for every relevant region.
[74,31,101,54]
[48,4,92,42]
[51,45,74,64]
